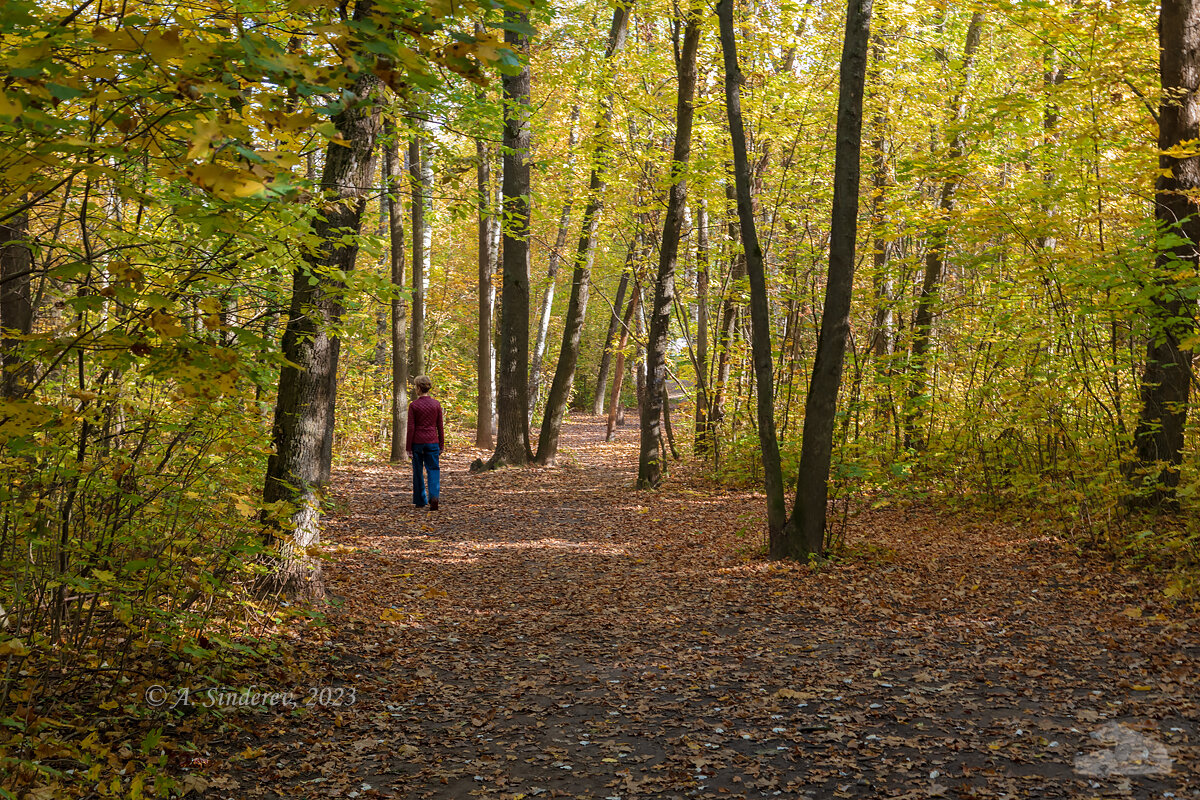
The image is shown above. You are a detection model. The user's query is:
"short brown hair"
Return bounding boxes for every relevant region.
[414,375,432,393]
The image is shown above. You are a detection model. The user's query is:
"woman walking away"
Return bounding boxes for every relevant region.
[406,375,445,511]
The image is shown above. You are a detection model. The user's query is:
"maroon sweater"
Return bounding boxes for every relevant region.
[406,395,444,453]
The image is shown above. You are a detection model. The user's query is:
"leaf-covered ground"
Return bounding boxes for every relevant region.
[202,415,1198,799]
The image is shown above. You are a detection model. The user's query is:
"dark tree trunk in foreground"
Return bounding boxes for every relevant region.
[263,64,382,599]
[476,138,497,449]
[489,10,534,468]
[385,123,409,463]
[638,5,701,489]
[0,211,33,399]
[905,12,984,451]
[409,129,431,378]
[717,0,787,542]
[536,6,631,465]
[1127,0,1199,504]
[781,0,872,559]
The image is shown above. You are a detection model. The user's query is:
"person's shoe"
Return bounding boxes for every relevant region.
[430,499,439,511]
[415,504,428,511]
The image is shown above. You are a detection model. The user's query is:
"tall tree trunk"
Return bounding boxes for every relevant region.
[638,5,701,488]
[1127,0,1199,504]
[905,11,985,451]
[530,106,582,412]
[867,35,893,364]
[536,6,631,464]
[693,198,712,455]
[385,123,410,463]
[593,260,631,415]
[476,137,498,448]
[717,0,787,541]
[409,126,431,378]
[606,282,640,441]
[711,175,744,434]
[781,0,873,559]
[263,61,382,599]
[488,9,534,468]
[0,211,33,399]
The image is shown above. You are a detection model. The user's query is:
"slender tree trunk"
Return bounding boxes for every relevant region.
[606,282,640,441]
[385,123,410,463]
[488,9,534,468]
[639,5,701,488]
[530,106,581,412]
[0,211,33,399]
[263,59,382,599]
[781,0,873,559]
[712,176,744,432]
[717,0,787,540]
[476,137,497,449]
[536,7,631,464]
[409,126,431,378]
[1127,0,1199,504]
[867,35,893,364]
[693,198,712,455]
[905,12,985,451]
[593,261,631,415]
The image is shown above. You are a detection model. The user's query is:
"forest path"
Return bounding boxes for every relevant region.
[212,414,1198,799]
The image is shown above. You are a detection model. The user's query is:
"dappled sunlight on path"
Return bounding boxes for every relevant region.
[210,414,1199,800]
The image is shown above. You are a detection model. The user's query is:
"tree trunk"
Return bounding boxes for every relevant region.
[693,198,712,455]
[867,35,893,364]
[717,0,787,541]
[905,11,985,451]
[409,126,431,378]
[606,282,640,441]
[476,137,497,449]
[263,61,382,599]
[385,123,410,463]
[530,106,581,412]
[593,261,631,415]
[781,0,873,559]
[0,211,33,399]
[488,9,534,468]
[536,6,631,465]
[1127,0,1199,504]
[711,175,745,433]
[638,5,701,489]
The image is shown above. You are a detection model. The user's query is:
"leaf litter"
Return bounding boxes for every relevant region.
[201,415,1198,799]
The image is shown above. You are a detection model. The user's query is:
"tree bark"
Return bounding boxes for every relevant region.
[905,12,985,451]
[476,137,497,448]
[1127,0,1199,504]
[263,58,382,599]
[693,198,712,455]
[385,122,410,463]
[606,282,640,441]
[593,261,631,415]
[717,0,787,541]
[409,127,431,379]
[488,9,534,468]
[536,6,631,465]
[0,211,33,399]
[530,106,581,412]
[711,175,745,434]
[781,0,873,559]
[638,5,701,489]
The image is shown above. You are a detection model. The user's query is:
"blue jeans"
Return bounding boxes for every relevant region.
[411,443,440,506]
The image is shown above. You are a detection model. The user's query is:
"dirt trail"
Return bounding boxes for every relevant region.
[208,415,1198,799]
